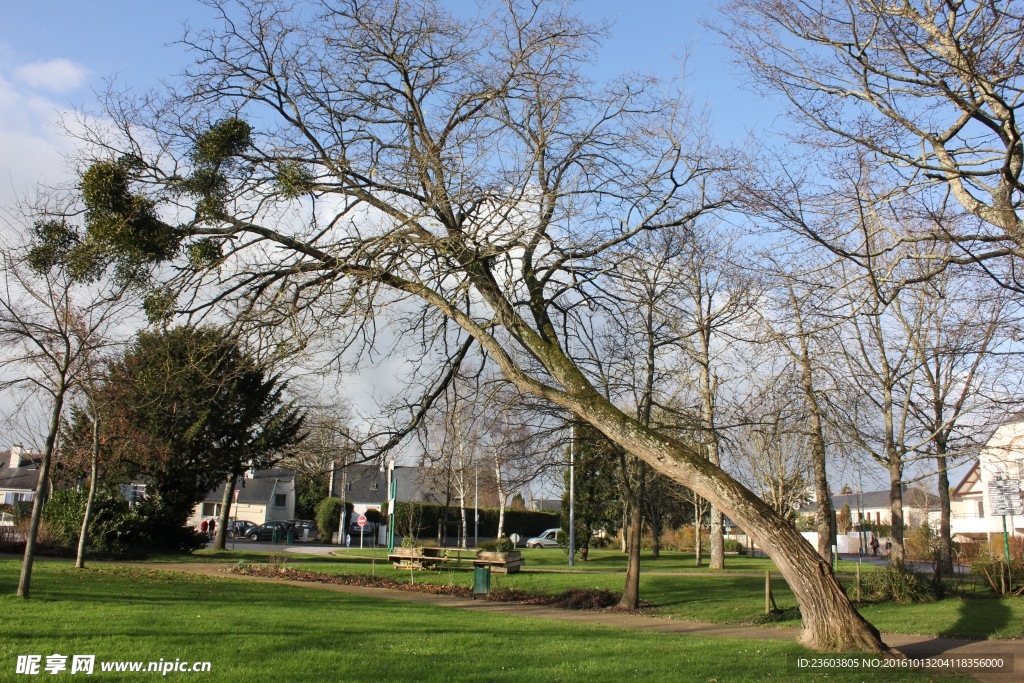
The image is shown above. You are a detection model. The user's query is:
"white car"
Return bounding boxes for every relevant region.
[525,528,561,548]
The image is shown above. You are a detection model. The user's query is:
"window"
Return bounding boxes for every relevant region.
[345,482,352,491]
[370,480,378,491]
[201,503,221,517]
[978,500,985,517]
[273,494,286,508]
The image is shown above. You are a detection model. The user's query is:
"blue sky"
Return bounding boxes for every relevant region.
[3,2,910,494]
[0,1,780,207]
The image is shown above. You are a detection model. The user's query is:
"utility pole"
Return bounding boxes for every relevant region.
[474,467,479,547]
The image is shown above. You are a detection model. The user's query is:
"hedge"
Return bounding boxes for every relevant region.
[392,502,558,540]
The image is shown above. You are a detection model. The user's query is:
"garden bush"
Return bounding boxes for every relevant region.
[863,561,937,604]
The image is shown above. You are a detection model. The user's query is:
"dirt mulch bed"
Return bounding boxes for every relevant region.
[229,564,621,610]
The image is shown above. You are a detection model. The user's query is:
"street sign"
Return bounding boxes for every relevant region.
[988,479,1023,516]
[357,514,367,528]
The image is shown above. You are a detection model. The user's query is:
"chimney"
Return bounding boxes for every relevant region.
[9,445,24,468]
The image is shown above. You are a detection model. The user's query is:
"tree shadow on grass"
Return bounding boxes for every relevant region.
[895,595,1012,658]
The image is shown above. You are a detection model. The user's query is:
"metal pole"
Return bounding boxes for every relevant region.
[474,467,479,547]
[857,464,866,556]
[387,459,396,553]
[339,452,348,545]
[569,419,575,567]
[1003,515,1012,563]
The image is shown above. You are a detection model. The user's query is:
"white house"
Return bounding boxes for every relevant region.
[950,419,1024,540]
[799,486,941,530]
[187,468,296,527]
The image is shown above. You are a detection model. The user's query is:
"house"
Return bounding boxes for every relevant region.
[950,419,1024,540]
[528,498,561,513]
[330,464,439,517]
[799,485,941,529]
[1,446,41,506]
[187,468,296,527]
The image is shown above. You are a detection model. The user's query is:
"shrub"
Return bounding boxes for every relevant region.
[723,539,743,552]
[37,488,151,559]
[315,497,344,539]
[863,561,937,604]
[42,489,88,546]
[494,535,515,552]
[478,539,499,551]
[904,523,940,562]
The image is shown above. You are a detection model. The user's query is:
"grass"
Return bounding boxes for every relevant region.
[0,559,962,682]
[165,546,1024,640]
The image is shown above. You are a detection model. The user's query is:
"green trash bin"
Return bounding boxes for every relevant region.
[473,563,491,597]
[287,527,295,544]
[272,528,281,544]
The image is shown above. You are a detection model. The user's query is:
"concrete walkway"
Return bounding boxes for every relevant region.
[145,561,1020,683]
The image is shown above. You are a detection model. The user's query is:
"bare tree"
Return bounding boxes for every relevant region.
[0,234,129,596]
[718,0,1024,283]
[900,262,1016,571]
[753,252,843,563]
[47,0,887,651]
[729,375,815,523]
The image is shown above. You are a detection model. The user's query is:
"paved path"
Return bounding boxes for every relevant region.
[144,561,1020,683]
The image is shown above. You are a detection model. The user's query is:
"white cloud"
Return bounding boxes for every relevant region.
[13,58,89,93]
[0,72,75,211]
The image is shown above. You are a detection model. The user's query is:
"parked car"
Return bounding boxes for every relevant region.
[226,519,257,539]
[247,520,295,542]
[287,519,319,541]
[525,528,561,548]
[0,511,13,527]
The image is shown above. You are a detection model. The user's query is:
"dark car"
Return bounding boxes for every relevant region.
[226,520,257,539]
[247,520,295,542]
[347,516,379,541]
[287,519,319,542]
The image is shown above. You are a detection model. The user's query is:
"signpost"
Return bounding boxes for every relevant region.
[357,514,367,550]
[988,478,1022,563]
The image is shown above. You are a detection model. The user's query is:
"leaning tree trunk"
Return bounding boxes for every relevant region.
[562,393,887,652]
[213,473,236,550]
[75,414,101,569]
[17,382,66,599]
[434,271,887,650]
[619,495,643,609]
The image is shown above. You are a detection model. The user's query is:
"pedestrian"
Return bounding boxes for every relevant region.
[209,519,216,538]
[200,519,208,537]
[345,533,351,548]
[869,535,879,557]
[885,539,892,556]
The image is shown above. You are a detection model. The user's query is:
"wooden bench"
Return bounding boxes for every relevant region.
[388,547,447,569]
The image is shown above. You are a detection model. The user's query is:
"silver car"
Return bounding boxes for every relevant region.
[525,528,561,548]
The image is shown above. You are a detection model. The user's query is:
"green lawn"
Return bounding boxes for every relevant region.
[0,560,961,682]
[159,547,1024,640]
